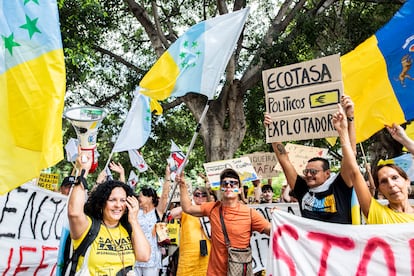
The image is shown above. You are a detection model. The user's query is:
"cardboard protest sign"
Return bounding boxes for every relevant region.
[263,54,343,142]
[274,143,328,175]
[244,152,279,179]
[37,172,59,192]
[203,157,258,190]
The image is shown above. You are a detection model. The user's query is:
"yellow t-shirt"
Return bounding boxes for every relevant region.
[73,217,135,275]
[367,199,414,224]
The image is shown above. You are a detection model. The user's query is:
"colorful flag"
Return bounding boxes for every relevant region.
[351,188,361,225]
[0,0,65,194]
[168,140,186,170]
[341,0,414,143]
[377,153,414,181]
[139,8,250,106]
[112,91,152,152]
[128,149,148,172]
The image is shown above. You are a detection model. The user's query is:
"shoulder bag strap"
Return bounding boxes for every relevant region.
[219,205,231,248]
[68,217,100,276]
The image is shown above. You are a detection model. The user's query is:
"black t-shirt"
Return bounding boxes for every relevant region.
[293,173,352,224]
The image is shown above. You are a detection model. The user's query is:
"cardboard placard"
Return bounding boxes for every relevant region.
[37,173,59,192]
[263,54,343,142]
[244,152,279,179]
[203,157,258,190]
[274,143,328,175]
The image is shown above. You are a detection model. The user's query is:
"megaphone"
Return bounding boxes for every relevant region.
[64,106,107,173]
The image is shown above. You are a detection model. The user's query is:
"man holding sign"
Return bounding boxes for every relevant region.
[264,95,356,224]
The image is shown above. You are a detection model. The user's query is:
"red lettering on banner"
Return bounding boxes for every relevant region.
[356,237,396,276]
[273,224,299,276]
[33,246,58,276]
[308,232,355,276]
[2,248,13,276]
[15,246,36,274]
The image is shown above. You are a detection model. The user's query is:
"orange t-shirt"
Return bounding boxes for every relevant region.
[200,201,269,276]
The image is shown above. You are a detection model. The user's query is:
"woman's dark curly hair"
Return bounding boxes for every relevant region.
[84,180,135,234]
[139,186,159,206]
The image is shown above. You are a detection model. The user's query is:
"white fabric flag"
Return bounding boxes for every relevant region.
[128,149,148,172]
[113,91,151,152]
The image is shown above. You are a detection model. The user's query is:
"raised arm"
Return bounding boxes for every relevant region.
[156,165,171,217]
[67,151,92,240]
[341,95,357,156]
[264,113,298,190]
[386,123,414,154]
[333,104,371,217]
[176,171,203,217]
[109,161,125,183]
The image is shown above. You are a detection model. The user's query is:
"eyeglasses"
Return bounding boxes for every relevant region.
[193,192,207,198]
[221,180,239,188]
[303,169,321,176]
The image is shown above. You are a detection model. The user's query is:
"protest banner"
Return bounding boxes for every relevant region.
[274,143,328,175]
[268,210,414,275]
[244,152,279,179]
[203,157,258,190]
[0,182,66,275]
[263,54,343,142]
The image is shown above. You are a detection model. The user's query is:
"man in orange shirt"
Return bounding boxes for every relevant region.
[177,168,271,276]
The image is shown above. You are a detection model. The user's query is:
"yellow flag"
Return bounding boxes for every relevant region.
[0,0,66,194]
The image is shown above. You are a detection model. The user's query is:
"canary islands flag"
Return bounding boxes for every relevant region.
[341,0,414,143]
[139,8,249,106]
[0,0,65,194]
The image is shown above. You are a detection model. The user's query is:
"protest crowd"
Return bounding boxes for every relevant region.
[2,1,414,276]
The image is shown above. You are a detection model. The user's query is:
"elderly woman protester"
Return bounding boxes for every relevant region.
[333,104,414,224]
[68,152,150,275]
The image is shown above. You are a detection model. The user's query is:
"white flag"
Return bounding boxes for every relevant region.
[127,170,138,188]
[113,91,151,152]
[128,149,148,172]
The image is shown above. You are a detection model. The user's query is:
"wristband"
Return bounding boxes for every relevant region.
[74,169,88,189]
[347,116,354,122]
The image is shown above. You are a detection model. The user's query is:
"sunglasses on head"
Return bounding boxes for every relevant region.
[303,169,321,176]
[221,180,239,188]
[193,192,208,198]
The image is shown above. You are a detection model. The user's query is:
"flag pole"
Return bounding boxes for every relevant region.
[162,101,210,220]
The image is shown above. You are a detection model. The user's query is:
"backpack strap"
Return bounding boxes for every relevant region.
[64,217,100,276]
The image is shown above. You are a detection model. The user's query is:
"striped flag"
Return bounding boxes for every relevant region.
[0,0,65,194]
[139,8,250,110]
[341,0,414,142]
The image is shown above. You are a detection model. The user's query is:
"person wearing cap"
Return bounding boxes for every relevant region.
[60,176,75,195]
[177,168,270,276]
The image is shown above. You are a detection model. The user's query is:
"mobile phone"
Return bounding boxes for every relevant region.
[200,239,208,256]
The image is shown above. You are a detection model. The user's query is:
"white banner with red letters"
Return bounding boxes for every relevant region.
[268,210,414,275]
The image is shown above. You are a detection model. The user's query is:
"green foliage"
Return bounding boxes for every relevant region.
[52,0,404,186]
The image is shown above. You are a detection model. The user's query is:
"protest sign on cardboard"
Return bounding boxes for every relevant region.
[263,54,343,142]
[244,152,279,179]
[203,157,258,190]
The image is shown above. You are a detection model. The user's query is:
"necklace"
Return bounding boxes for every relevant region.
[388,204,402,213]
[103,222,125,273]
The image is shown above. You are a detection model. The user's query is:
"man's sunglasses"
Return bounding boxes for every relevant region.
[302,169,321,176]
[193,192,208,198]
[221,180,239,188]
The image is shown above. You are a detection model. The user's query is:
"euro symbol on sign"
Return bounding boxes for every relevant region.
[309,90,340,108]
[315,95,326,104]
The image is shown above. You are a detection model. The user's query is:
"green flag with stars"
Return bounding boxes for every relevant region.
[0,0,65,194]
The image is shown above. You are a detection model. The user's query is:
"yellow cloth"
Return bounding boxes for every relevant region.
[73,217,135,275]
[176,212,211,276]
[367,199,414,224]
